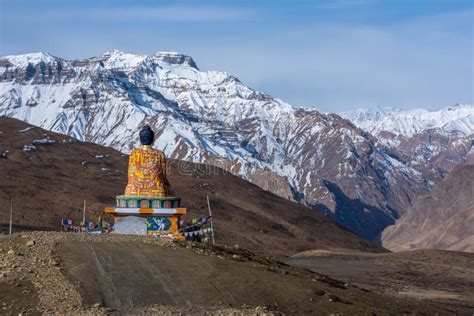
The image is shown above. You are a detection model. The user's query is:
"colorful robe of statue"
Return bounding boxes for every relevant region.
[124,146,172,197]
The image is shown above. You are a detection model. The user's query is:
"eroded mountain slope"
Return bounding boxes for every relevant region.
[382,165,474,252]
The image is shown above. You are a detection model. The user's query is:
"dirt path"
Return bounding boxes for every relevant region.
[57,240,345,314]
[59,241,237,309]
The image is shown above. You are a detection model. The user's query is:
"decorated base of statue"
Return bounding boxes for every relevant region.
[105,196,187,238]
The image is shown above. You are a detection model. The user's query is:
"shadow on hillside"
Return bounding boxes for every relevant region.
[311,180,396,243]
[0,223,58,235]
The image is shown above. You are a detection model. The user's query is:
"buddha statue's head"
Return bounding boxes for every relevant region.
[139,125,155,146]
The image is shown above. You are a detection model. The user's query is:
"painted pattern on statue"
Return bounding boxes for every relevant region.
[124,146,172,197]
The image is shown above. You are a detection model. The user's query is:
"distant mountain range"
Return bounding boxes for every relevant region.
[341,104,474,137]
[0,50,471,245]
[343,106,474,252]
[342,105,474,175]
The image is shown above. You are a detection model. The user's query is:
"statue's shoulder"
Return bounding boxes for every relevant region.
[130,148,142,156]
[136,146,165,157]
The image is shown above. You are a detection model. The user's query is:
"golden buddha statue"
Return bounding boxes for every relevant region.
[124,125,172,197]
[105,125,185,238]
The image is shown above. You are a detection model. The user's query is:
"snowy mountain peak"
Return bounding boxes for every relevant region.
[0,52,60,67]
[99,49,198,70]
[101,50,147,70]
[151,51,198,69]
[0,50,199,73]
[342,104,474,137]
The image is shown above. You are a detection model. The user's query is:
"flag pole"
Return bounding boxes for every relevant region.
[83,199,86,226]
[9,197,13,235]
[206,195,215,245]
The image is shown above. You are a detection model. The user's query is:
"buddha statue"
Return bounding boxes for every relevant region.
[105,125,185,237]
[124,125,172,197]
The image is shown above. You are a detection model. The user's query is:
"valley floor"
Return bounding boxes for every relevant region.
[286,249,474,315]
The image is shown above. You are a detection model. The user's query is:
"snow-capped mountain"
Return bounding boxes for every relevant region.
[341,105,474,137]
[342,105,474,173]
[0,50,432,241]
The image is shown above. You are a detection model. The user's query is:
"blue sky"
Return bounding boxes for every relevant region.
[0,0,472,112]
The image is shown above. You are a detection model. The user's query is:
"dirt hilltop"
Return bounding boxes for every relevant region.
[0,231,451,315]
[0,116,382,256]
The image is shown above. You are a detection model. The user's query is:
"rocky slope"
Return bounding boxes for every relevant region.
[0,51,432,241]
[343,107,474,252]
[0,117,383,256]
[382,165,474,252]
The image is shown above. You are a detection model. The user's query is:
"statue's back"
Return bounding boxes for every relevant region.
[124,146,171,197]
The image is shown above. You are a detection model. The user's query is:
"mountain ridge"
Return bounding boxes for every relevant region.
[342,105,474,175]
[341,104,474,137]
[0,50,433,241]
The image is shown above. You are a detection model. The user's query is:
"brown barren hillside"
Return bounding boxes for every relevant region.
[382,164,474,252]
[287,248,474,314]
[0,117,383,256]
[0,232,447,315]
